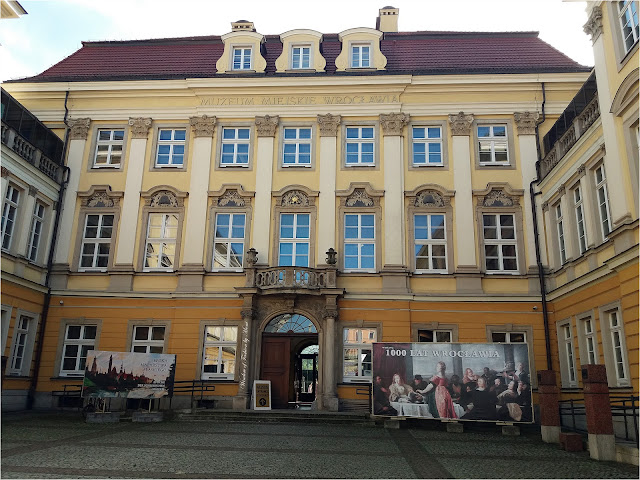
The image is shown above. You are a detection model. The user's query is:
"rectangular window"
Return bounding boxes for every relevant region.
[619,0,639,53]
[345,127,374,166]
[351,45,370,68]
[156,129,185,167]
[8,315,30,374]
[478,125,509,165]
[608,310,628,383]
[344,213,375,271]
[291,46,310,69]
[221,127,250,166]
[1,185,20,250]
[94,129,124,167]
[232,47,252,70]
[279,213,310,267]
[60,324,97,376]
[412,127,442,166]
[202,326,237,380]
[27,201,45,262]
[594,165,612,238]
[283,127,312,166]
[414,214,447,272]
[418,329,452,343]
[491,332,526,343]
[555,203,567,264]
[581,317,598,365]
[144,213,178,271]
[131,326,165,354]
[562,323,577,385]
[573,186,587,254]
[79,214,114,271]
[483,213,518,272]
[213,213,245,269]
[343,327,376,382]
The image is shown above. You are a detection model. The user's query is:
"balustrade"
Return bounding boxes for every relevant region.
[253,266,335,290]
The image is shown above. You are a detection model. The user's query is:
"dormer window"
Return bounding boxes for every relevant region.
[291,45,311,69]
[351,44,371,68]
[232,47,252,70]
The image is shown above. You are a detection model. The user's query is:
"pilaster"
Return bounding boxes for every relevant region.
[317,114,340,264]
[322,300,339,412]
[253,116,278,266]
[15,186,37,258]
[233,301,255,410]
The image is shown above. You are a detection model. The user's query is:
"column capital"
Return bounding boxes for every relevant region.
[317,113,341,137]
[577,164,586,177]
[380,113,409,136]
[583,5,603,43]
[255,115,279,137]
[514,112,540,135]
[448,112,474,136]
[128,117,152,139]
[322,307,338,320]
[241,308,255,321]
[189,115,216,137]
[68,118,91,140]
[28,186,38,197]
[1,166,10,178]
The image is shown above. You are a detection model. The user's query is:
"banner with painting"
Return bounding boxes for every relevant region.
[82,351,176,399]
[372,343,533,423]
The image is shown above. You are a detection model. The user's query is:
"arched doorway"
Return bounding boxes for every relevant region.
[261,313,318,408]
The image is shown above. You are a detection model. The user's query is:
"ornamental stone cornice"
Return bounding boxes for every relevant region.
[448,112,474,136]
[128,117,152,139]
[1,166,10,178]
[380,113,409,136]
[255,115,279,137]
[577,164,586,177]
[583,6,603,43]
[28,186,38,197]
[68,118,91,140]
[514,112,540,135]
[317,114,341,137]
[189,115,216,137]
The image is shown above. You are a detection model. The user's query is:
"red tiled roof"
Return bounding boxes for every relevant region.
[10,31,590,83]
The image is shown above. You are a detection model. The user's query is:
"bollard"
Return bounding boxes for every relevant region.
[582,364,616,461]
[537,370,561,443]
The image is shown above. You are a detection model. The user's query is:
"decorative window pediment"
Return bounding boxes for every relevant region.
[473,183,523,207]
[336,183,383,207]
[274,185,318,207]
[141,186,187,208]
[78,186,124,208]
[209,184,255,208]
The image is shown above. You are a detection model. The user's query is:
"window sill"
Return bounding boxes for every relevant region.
[219,164,250,168]
[484,271,521,276]
[209,269,244,274]
[77,269,108,274]
[413,270,449,275]
[344,164,376,167]
[141,270,174,274]
[341,270,377,275]
[3,374,30,379]
[412,164,444,168]
[282,164,312,168]
[345,68,377,72]
[154,165,185,169]
[479,163,511,167]
[91,165,121,170]
[51,376,83,380]
[285,68,316,73]
[225,69,256,74]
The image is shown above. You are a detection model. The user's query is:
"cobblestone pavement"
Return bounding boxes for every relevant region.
[1,412,638,479]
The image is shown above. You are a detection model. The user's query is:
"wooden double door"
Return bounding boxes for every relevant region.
[261,334,318,408]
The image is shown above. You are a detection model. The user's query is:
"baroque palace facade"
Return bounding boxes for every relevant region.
[1,4,637,412]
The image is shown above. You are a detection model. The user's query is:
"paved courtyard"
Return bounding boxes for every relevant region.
[1,412,638,479]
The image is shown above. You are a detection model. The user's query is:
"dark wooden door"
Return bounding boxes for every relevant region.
[261,336,290,408]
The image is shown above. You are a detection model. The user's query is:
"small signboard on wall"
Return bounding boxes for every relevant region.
[252,380,272,410]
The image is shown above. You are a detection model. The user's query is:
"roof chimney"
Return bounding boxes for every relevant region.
[376,6,398,33]
[231,20,256,32]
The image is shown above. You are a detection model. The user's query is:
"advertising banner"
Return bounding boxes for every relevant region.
[372,343,533,423]
[253,380,272,410]
[83,351,176,399]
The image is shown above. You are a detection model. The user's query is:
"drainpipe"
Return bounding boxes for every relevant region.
[26,91,71,409]
[529,82,552,371]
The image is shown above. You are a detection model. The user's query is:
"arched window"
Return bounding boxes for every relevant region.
[264,314,317,333]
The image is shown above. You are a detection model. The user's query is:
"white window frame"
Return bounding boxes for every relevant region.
[27,201,45,263]
[79,213,114,272]
[291,45,311,69]
[411,126,443,166]
[7,314,37,376]
[417,329,452,343]
[201,325,238,380]
[282,127,312,167]
[604,308,629,386]
[482,213,518,273]
[1,184,20,251]
[144,213,178,272]
[342,327,377,383]
[220,127,251,167]
[131,325,166,354]
[594,164,612,239]
[491,331,527,343]
[345,126,375,166]
[59,324,97,377]
[413,213,447,273]
[618,0,639,53]
[350,44,371,68]
[344,213,376,272]
[578,315,599,365]
[232,46,252,70]
[155,128,186,167]
[555,203,567,264]
[573,186,588,254]
[477,124,509,165]
[558,321,578,387]
[213,212,245,271]
[93,129,124,168]
[278,212,310,267]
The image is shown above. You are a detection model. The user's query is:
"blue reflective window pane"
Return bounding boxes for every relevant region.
[223,129,236,140]
[428,143,441,153]
[415,227,428,240]
[230,243,243,255]
[427,128,441,139]
[232,214,245,226]
[361,256,374,269]
[284,144,296,153]
[361,128,374,139]
[414,154,426,164]
[345,215,358,227]
[238,129,250,140]
[414,215,428,227]
[346,128,358,139]
[284,154,296,164]
[346,143,358,153]
[362,143,374,153]
[279,255,293,266]
[413,128,425,139]
[172,155,183,165]
[346,154,359,164]
[237,144,249,154]
[345,256,358,269]
[297,243,309,254]
[299,128,311,139]
[295,255,308,267]
[281,214,294,226]
[297,214,309,226]
[361,244,374,255]
[299,154,311,164]
[222,144,234,154]
[362,153,374,163]
[299,144,311,154]
[159,130,172,140]
[413,143,425,154]
[361,215,374,226]
[158,145,170,154]
[156,155,169,165]
[231,225,244,238]
[429,153,441,163]
[478,126,491,137]
[344,244,358,255]
[493,126,506,137]
[221,154,233,164]
[279,243,293,255]
[174,145,185,154]
[174,130,186,141]
[284,128,296,139]
[345,227,358,239]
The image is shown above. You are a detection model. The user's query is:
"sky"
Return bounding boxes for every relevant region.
[0,0,595,82]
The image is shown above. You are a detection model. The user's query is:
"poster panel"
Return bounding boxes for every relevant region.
[372,343,533,423]
[83,351,176,399]
[252,380,272,410]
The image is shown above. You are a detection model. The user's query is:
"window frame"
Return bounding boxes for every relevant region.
[576,312,599,366]
[557,319,578,388]
[473,120,516,169]
[593,163,612,241]
[572,185,588,255]
[78,213,115,272]
[272,187,318,269]
[5,312,38,377]
[291,44,312,70]
[218,126,252,168]
[410,126,444,167]
[486,324,536,388]
[93,128,125,168]
[278,212,311,267]
[281,126,313,168]
[87,125,128,171]
[342,326,377,383]
[201,324,239,380]
[554,202,567,265]
[344,125,376,167]
[412,213,448,274]
[343,213,376,273]
[232,46,253,71]
[125,320,171,354]
[618,0,639,55]
[212,212,247,271]
[58,323,99,377]
[155,128,187,168]
[1,183,21,251]
[350,43,372,68]
[599,303,630,387]
[411,322,459,343]
[481,212,519,273]
[26,200,46,263]
[144,212,179,272]
[1,304,12,358]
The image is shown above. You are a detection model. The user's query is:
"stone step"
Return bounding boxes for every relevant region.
[174,410,373,425]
